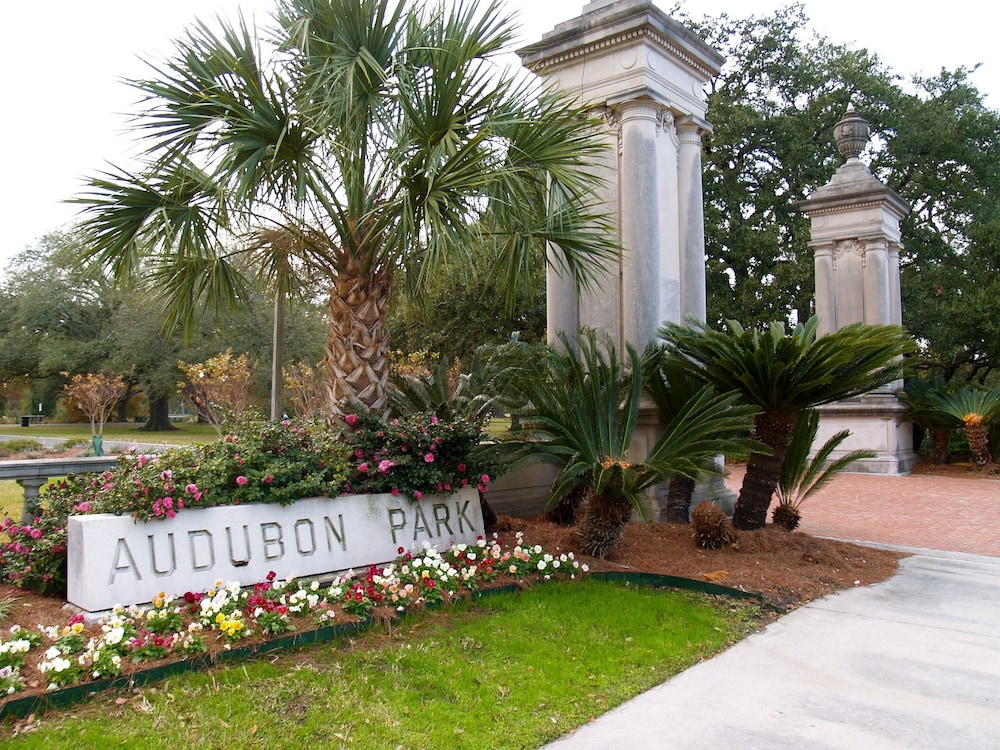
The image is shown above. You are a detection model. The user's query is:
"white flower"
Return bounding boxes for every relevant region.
[104,627,125,646]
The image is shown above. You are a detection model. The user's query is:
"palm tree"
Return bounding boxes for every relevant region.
[897,376,958,464]
[487,331,758,557]
[772,410,876,531]
[926,386,1000,468]
[389,335,526,426]
[75,0,617,417]
[660,316,913,530]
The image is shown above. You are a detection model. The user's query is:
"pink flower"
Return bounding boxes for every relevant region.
[186,484,199,494]
[481,474,490,484]
[76,501,91,513]
[162,497,173,510]
[391,488,400,496]
[358,463,369,473]
[344,414,358,426]
[355,449,365,459]
[160,469,172,480]
[236,476,248,486]
[424,453,435,463]
[413,490,423,500]
[264,475,273,484]
[29,528,42,539]
[430,415,439,424]
[378,459,395,473]
[457,463,467,473]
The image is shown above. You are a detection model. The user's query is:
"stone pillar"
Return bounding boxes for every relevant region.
[676,116,709,322]
[519,1,733,517]
[620,101,663,348]
[799,106,917,474]
[518,0,723,351]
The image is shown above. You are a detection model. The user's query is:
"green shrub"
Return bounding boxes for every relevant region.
[0,439,46,458]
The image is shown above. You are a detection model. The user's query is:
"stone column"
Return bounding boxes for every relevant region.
[619,101,663,349]
[799,106,916,474]
[676,116,708,322]
[863,239,892,330]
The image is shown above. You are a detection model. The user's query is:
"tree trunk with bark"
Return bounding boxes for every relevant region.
[325,259,391,417]
[931,428,951,464]
[140,395,178,432]
[664,474,696,524]
[733,408,797,530]
[964,422,993,467]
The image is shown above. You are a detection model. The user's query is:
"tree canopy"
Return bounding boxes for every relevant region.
[689,5,1000,381]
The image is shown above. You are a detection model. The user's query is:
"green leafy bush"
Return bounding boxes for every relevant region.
[0,414,494,594]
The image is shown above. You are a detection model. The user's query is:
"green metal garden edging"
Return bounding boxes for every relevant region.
[588,571,783,612]
[0,577,768,721]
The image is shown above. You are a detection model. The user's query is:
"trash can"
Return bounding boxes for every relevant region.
[20,416,30,427]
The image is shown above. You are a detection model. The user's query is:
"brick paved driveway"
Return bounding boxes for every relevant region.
[724,467,1000,557]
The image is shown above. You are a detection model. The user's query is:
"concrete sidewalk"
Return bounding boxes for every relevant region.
[543,550,1000,749]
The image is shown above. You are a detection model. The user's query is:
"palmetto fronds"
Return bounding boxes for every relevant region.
[75,0,618,415]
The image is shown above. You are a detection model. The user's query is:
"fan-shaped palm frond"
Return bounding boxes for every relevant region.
[75,0,618,416]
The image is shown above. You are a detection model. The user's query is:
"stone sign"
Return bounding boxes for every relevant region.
[67,487,484,612]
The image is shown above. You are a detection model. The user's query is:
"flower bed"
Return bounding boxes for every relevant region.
[0,413,497,599]
[0,533,587,718]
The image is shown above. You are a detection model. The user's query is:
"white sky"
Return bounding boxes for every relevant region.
[1,0,996,274]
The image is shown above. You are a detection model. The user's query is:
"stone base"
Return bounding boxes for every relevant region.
[816,393,918,475]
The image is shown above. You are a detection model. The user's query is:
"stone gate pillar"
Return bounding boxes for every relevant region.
[799,106,918,474]
[518,0,731,517]
[517,0,724,352]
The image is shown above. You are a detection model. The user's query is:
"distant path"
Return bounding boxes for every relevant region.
[724,465,1000,558]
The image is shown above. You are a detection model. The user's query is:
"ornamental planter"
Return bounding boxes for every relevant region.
[67,487,484,613]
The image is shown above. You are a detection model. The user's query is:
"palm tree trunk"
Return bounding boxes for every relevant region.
[931,428,951,464]
[578,492,632,558]
[734,408,796,530]
[965,423,993,467]
[665,474,696,524]
[325,259,392,416]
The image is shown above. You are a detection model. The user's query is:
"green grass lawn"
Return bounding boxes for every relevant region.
[1,580,758,748]
[0,483,21,520]
[0,423,217,447]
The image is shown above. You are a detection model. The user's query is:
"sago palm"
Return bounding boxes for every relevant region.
[926,386,1000,468]
[646,351,738,523]
[660,316,913,530]
[487,331,758,557]
[772,410,876,531]
[897,376,958,464]
[75,0,617,417]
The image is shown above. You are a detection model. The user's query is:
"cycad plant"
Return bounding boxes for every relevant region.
[646,351,736,523]
[772,410,876,531]
[389,336,527,426]
[661,316,913,530]
[487,331,758,557]
[897,376,957,464]
[926,386,1000,468]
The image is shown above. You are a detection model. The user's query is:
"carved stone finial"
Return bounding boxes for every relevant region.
[834,104,870,162]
